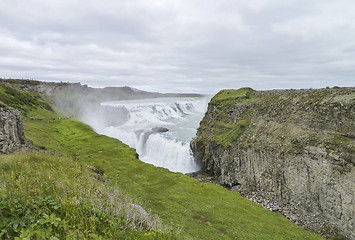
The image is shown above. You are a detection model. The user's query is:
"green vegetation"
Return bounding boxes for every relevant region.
[197,88,256,147]
[0,82,324,239]
[202,118,250,147]
[197,87,355,154]
[0,82,53,117]
[22,118,323,240]
[209,87,255,106]
[0,153,170,239]
[218,118,250,146]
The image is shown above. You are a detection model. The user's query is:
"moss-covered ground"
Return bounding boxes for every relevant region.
[1,82,324,239]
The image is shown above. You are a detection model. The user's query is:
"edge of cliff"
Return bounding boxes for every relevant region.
[191,87,355,239]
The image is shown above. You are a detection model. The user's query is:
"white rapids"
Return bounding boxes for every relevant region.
[84,97,208,173]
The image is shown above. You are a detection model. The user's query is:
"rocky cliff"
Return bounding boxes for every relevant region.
[0,106,32,154]
[191,87,355,239]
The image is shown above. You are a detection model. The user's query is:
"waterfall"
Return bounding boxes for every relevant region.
[84,97,208,173]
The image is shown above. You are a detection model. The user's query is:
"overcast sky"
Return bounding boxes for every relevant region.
[0,0,354,93]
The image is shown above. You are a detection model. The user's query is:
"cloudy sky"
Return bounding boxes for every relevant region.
[0,0,354,93]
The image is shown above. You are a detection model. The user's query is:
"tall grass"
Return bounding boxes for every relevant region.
[0,153,175,239]
[0,82,53,117]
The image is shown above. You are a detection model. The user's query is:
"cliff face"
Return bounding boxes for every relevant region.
[0,107,32,154]
[191,87,355,239]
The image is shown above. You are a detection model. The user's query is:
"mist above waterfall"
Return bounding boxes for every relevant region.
[80,97,209,173]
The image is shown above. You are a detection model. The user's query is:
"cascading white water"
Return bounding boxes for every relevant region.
[85,97,208,173]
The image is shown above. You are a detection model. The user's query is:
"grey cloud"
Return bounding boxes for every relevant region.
[0,0,354,93]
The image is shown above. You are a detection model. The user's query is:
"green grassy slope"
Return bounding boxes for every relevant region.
[0,153,171,239]
[23,118,324,240]
[0,82,324,239]
[0,82,53,117]
[0,83,173,239]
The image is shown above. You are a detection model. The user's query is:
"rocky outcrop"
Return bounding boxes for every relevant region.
[0,107,32,154]
[191,87,355,239]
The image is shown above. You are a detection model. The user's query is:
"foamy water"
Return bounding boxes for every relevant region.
[83,97,208,173]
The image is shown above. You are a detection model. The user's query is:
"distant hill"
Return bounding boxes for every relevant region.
[0,78,202,100]
[0,78,203,116]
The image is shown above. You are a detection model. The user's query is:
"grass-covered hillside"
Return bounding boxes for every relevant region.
[0,82,173,239]
[0,81,325,239]
[0,153,169,239]
[0,81,53,117]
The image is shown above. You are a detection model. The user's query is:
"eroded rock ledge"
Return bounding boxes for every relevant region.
[0,107,32,154]
[191,87,354,239]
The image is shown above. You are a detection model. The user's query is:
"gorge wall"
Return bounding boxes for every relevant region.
[191,87,355,239]
[0,106,32,154]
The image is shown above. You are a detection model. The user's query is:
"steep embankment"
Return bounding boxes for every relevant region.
[0,153,169,239]
[191,87,355,239]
